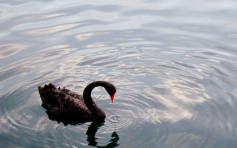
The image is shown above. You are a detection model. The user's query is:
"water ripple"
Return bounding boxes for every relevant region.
[1,0,237,147]
[104,111,134,133]
[0,43,31,59]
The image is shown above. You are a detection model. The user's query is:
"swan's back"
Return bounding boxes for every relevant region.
[38,83,93,122]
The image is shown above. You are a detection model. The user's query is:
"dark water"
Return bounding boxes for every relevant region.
[1,0,237,147]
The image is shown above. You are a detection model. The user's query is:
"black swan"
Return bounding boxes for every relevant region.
[38,81,116,123]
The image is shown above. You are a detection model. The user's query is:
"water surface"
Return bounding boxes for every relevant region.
[1,0,237,147]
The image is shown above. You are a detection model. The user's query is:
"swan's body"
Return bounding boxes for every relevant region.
[38,81,116,123]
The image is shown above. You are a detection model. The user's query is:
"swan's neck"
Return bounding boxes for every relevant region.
[83,81,106,120]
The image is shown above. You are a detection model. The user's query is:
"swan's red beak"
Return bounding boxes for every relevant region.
[111,93,115,103]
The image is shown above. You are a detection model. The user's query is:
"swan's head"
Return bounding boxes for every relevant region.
[104,82,116,103]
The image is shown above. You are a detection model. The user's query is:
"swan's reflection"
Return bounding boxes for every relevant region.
[44,110,119,147]
[87,121,119,148]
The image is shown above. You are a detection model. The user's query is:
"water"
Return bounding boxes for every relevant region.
[1,0,237,147]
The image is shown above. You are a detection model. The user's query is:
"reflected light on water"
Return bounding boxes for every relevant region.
[76,32,111,41]
[0,43,31,59]
[24,23,81,35]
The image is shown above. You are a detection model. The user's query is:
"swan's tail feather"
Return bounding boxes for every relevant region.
[38,83,57,106]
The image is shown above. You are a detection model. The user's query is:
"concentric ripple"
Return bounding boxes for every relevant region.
[108,114,121,123]
[104,111,134,133]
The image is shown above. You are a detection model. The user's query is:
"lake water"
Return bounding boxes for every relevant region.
[1,0,237,147]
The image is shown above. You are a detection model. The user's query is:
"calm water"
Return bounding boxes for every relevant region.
[1,0,237,147]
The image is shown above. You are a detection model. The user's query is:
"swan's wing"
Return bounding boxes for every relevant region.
[59,87,83,101]
[39,84,93,122]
